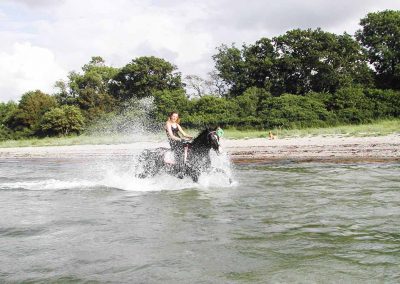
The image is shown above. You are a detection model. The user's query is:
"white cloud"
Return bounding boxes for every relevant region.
[0,42,66,101]
[0,0,400,101]
[39,0,214,71]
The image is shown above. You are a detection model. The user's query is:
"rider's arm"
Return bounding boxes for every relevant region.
[177,124,193,139]
[166,123,182,141]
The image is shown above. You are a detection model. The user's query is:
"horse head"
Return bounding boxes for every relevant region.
[191,127,221,154]
[207,128,221,154]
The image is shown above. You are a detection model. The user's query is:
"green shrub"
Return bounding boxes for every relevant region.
[259,94,334,128]
[187,95,239,127]
[40,105,85,136]
[329,87,374,123]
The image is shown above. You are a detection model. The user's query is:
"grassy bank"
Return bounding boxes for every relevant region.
[224,119,400,139]
[0,119,399,148]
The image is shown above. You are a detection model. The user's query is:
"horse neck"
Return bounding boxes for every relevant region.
[191,131,210,154]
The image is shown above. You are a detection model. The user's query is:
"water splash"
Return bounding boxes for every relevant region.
[97,149,235,192]
[0,151,235,192]
[85,97,161,141]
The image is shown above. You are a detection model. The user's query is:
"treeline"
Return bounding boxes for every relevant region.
[1,10,399,140]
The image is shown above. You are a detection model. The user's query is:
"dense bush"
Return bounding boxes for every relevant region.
[259,94,335,128]
[186,96,239,127]
[40,105,85,136]
[152,89,192,124]
[328,87,374,124]
[364,88,400,118]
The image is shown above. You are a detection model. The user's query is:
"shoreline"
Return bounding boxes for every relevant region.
[0,134,399,164]
[222,134,400,164]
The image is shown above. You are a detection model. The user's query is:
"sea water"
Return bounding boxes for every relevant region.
[0,152,399,283]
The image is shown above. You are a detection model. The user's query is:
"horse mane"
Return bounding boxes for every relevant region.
[191,128,211,148]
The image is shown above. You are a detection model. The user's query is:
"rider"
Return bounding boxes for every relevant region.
[165,112,193,168]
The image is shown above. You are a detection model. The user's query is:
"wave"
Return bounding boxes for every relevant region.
[0,179,99,191]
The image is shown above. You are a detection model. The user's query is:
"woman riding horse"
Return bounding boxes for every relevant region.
[165,112,192,167]
[136,125,221,182]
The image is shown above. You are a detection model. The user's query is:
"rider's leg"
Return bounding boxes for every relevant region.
[170,141,185,177]
[177,145,185,177]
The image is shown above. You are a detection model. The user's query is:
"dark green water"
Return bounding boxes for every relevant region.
[0,157,399,283]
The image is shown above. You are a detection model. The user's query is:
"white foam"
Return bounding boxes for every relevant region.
[1,179,98,191]
[98,161,235,192]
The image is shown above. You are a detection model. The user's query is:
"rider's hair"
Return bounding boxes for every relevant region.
[168,111,178,118]
[168,112,180,124]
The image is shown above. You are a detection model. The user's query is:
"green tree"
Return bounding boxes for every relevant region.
[54,80,74,105]
[40,105,85,136]
[356,10,400,89]
[6,90,57,135]
[213,30,372,97]
[0,101,17,140]
[272,29,372,95]
[212,39,276,97]
[58,57,119,121]
[212,44,251,98]
[242,38,276,91]
[152,89,191,123]
[0,101,17,125]
[111,56,183,100]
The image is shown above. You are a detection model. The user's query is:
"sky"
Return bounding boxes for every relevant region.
[0,0,399,102]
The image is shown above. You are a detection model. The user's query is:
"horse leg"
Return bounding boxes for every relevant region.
[189,170,199,182]
[185,166,199,183]
[175,163,185,179]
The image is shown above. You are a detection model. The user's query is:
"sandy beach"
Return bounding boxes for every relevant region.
[0,134,399,163]
[223,134,400,163]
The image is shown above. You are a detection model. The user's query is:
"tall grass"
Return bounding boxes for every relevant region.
[223,119,400,139]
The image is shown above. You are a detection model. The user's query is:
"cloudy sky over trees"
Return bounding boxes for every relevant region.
[1,0,399,101]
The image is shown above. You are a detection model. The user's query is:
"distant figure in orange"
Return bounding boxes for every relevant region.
[268,131,276,140]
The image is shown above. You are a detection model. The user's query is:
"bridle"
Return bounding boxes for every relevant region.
[207,131,220,147]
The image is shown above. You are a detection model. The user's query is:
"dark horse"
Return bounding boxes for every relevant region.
[136,128,221,182]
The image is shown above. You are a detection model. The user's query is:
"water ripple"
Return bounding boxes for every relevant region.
[0,160,399,282]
